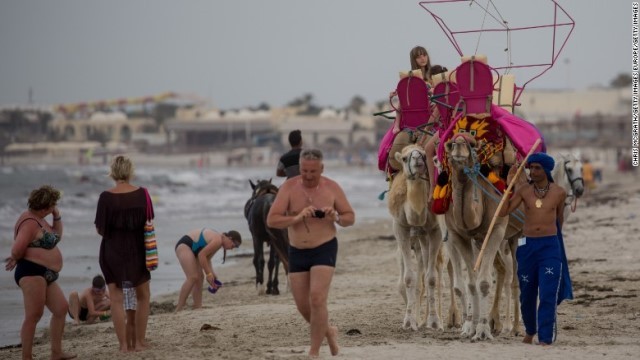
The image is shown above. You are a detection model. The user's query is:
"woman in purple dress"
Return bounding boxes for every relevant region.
[95,155,151,352]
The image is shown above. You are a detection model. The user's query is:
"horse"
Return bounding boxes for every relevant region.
[552,153,585,221]
[244,179,290,295]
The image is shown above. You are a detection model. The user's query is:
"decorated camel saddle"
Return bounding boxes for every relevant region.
[431,56,545,214]
[378,70,432,173]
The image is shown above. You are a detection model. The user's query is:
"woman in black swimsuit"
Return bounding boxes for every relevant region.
[5,185,76,360]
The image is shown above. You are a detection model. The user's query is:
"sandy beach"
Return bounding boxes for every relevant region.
[1,166,640,359]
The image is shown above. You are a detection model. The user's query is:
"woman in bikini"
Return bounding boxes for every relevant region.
[5,185,76,360]
[174,228,242,312]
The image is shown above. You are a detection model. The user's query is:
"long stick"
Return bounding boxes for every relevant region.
[473,138,541,272]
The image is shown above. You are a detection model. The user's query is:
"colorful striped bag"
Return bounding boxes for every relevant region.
[143,188,158,271]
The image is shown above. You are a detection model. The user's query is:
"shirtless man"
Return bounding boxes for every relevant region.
[499,152,568,345]
[267,148,355,357]
[68,275,111,325]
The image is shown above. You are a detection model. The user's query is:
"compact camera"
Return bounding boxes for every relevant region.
[313,209,326,219]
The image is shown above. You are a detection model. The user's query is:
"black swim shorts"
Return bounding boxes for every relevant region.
[288,238,338,273]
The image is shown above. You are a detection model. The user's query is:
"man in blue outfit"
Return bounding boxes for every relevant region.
[499,152,573,345]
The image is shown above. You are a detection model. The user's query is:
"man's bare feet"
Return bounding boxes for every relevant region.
[326,326,339,356]
[51,352,77,360]
[523,334,534,344]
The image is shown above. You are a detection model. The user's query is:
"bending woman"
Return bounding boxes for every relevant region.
[175,228,242,312]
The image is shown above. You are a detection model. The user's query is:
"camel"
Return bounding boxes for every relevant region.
[443,133,516,341]
[244,179,290,295]
[387,144,444,331]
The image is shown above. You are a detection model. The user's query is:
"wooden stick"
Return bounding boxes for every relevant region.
[473,138,542,272]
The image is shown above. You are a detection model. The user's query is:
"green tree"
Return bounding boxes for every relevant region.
[610,73,632,88]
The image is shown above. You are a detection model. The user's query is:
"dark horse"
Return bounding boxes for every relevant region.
[244,179,289,295]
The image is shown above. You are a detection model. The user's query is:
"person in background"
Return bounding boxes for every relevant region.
[95,155,151,353]
[267,148,355,357]
[277,129,304,179]
[68,274,111,325]
[174,228,242,312]
[5,185,77,360]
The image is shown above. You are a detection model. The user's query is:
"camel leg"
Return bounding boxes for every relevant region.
[490,245,506,335]
[394,222,419,331]
[501,240,514,335]
[253,237,266,296]
[396,245,408,305]
[509,238,522,336]
[448,231,476,337]
[422,227,443,330]
[443,242,463,329]
[472,228,507,342]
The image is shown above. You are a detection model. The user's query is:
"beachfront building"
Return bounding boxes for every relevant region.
[49,111,155,144]
[519,86,629,164]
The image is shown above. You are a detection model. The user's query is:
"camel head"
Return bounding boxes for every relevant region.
[394,144,427,180]
[445,133,477,167]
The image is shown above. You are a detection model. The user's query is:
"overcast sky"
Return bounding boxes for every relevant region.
[0,0,629,110]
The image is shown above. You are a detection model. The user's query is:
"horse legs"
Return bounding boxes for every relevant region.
[253,237,266,295]
[266,247,280,295]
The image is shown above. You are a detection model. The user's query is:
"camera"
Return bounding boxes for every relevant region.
[313,209,325,219]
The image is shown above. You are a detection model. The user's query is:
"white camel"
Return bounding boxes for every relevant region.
[388,144,444,331]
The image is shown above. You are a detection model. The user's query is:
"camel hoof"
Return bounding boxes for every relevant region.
[460,321,475,338]
[402,315,419,331]
[426,315,443,331]
[471,323,494,342]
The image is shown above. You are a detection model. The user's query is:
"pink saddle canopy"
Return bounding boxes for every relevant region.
[436,60,545,163]
[378,75,433,171]
[432,81,459,132]
[395,76,431,130]
[454,59,495,114]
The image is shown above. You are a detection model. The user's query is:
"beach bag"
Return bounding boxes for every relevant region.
[143,188,158,271]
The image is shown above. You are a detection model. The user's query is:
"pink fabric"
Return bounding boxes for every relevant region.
[490,104,546,156]
[436,104,545,163]
[432,81,459,131]
[454,60,494,114]
[395,76,431,130]
[378,124,396,171]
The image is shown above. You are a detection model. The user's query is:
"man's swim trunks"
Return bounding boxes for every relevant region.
[288,238,338,273]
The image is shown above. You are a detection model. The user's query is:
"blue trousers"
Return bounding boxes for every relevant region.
[516,235,562,344]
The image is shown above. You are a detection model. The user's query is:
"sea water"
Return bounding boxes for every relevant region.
[0,162,389,346]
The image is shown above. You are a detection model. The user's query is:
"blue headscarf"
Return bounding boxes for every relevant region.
[527,152,554,182]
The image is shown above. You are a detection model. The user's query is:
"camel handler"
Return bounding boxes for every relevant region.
[499,152,573,345]
[267,148,355,357]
